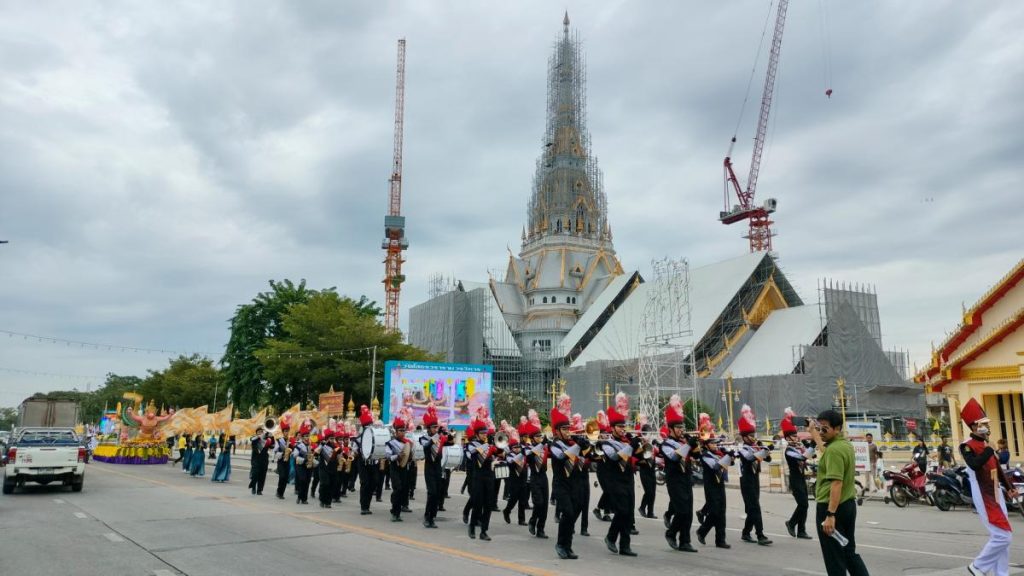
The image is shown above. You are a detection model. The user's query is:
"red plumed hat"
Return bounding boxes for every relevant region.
[738,404,756,435]
[596,410,610,433]
[422,403,439,427]
[607,406,626,426]
[470,418,489,434]
[550,406,570,429]
[516,416,531,437]
[392,417,407,431]
[665,394,685,427]
[322,428,333,439]
[358,405,373,427]
[780,407,797,435]
[960,398,989,426]
[298,420,312,435]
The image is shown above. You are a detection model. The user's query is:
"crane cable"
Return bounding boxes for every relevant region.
[818,0,834,97]
[733,0,779,142]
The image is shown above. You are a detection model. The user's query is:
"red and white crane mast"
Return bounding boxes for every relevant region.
[721,0,788,253]
[383,39,408,333]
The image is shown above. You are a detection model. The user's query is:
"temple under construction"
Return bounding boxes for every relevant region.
[409,15,921,429]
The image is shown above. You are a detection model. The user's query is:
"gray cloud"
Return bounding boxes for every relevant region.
[1,1,1021,406]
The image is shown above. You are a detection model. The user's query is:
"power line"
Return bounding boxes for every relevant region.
[0,366,101,380]
[0,329,219,357]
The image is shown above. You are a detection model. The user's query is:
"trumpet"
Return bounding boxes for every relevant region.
[263,417,278,437]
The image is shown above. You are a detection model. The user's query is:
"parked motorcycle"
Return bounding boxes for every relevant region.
[884,461,934,507]
[928,466,972,511]
[1003,464,1024,520]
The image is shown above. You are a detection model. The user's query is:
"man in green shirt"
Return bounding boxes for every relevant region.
[811,410,869,576]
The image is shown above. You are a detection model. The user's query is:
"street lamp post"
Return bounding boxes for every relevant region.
[721,372,740,437]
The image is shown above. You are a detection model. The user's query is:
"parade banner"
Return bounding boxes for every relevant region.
[382,361,493,430]
[852,441,870,472]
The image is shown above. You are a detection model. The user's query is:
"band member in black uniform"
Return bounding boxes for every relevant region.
[696,436,734,549]
[273,421,291,499]
[502,429,529,526]
[248,426,272,495]
[467,417,496,541]
[736,405,772,546]
[781,409,813,539]
[385,416,412,522]
[462,433,476,524]
[572,413,593,538]
[523,410,549,539]
[316,429,337,509]
[599,404,638,557]
[335,427,352,500]
[592,411,613,523]
[357,406,380,515]
[549,395,582,559]
[661,395,699,553]
[637,423,658,519]
[293,431,312,504]
[419,404,449,528]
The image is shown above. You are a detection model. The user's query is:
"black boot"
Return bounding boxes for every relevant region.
[468,525,476,539]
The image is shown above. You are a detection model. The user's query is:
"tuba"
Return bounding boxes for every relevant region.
[264,417,278,437]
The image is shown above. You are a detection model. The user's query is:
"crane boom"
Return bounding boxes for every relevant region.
[383,39,408,333]
[721,0,788,253]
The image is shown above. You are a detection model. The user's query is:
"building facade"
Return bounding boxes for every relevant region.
[915,259,1024,461]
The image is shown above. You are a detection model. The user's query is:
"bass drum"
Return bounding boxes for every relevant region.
[360,427,391,461]
[440,445,463,469]
[493,462,510,479]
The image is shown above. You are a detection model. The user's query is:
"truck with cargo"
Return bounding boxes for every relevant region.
[3,427,86,494]
[17,398,80,429]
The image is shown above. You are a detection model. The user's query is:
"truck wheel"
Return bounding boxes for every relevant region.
[2,476,15,495]
[71,478,84,492]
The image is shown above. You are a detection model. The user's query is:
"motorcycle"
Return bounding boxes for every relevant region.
[1003,464,1024,520]
[928,466,972,511]
[883,461,933,507]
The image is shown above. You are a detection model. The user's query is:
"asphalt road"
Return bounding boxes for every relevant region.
[2,459,1022,576]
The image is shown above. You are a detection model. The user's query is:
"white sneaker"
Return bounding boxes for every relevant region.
[966,563,985,576]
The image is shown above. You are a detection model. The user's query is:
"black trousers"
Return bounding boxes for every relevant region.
[816,499,869,576]
[174,448,185,463]
[295,465,311,503]
[359,459,379,511]
[490,478,501,509]
[789,476,809,533]
[696,485,727,545]
[441,469,451,501]
[408,462,417,499]
[318,464,334,506]
[503,475,528,523]
[249,459,268,493]
[741,475,765,537]
[595,467,611,513]
[310,464,319,498]
[529,471,549,533]
[577,474,591,532]
[638,465,657,515]
[470,472,494,532]
[390,464,407,516]
[463,466,476,519]
[555,488,581,549]
[375,462,387,497]
[424,466,441,521]
[275,459,289,497]
[606,483,633,549]
[666,477,693,545]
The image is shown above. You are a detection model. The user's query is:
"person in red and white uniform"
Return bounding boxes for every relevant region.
[960,398,1018,576]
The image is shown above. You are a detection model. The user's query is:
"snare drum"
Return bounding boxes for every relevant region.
[441,445,463,469]
[360,427,390,461]
[493,462,510,479]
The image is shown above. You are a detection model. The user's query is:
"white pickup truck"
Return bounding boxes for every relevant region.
[3,427,86,494]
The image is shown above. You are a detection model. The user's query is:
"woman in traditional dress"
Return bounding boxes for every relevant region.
[190,433,206,477]
[181,433,193,473]
[212,434,233,482]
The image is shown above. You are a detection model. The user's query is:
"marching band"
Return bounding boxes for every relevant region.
[236,392,824,561]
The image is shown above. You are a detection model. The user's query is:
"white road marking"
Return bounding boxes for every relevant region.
[865,521,880,525]
[74,512,88,519]
[103,532,124,542]
[53,499,65,504]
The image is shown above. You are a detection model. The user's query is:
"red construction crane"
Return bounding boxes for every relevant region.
[721,0,788,253]
[383,39,408,333]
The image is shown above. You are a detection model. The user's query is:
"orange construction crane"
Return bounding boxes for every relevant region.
[721,0,788,253]
[383,39,408,333]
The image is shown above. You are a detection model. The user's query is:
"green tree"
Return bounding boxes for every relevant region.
[221,279,318,412]
[140,355,224,410]
[258,291,436,412]
[0,407,17,431]
[492,388,548,429]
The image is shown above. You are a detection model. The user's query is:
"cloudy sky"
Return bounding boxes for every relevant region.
[1,2,1021,408]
